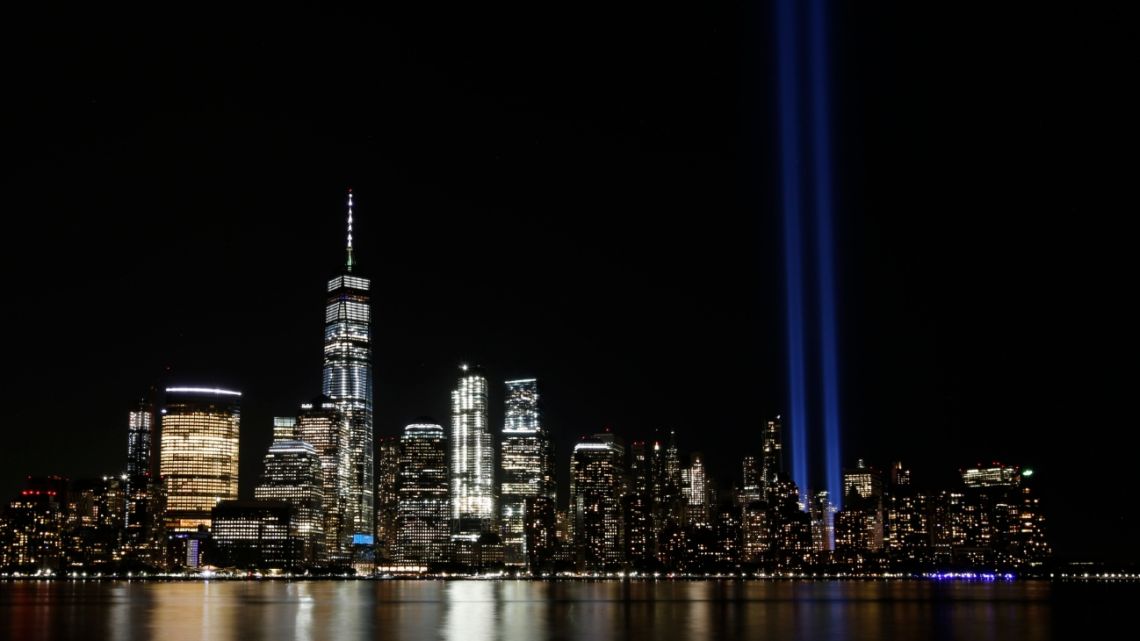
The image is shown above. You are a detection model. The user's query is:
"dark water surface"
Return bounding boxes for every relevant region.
[0,580,1129,641]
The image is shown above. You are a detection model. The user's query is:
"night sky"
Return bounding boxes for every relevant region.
[2,4,1133,561]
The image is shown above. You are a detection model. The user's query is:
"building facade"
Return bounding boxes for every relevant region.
[296,396,351,561]
[375,437,400,559]
[210,500,295,569]
[450,364,494,538]
[499,378,555,565]
[253,433,326,566]
[396,423,450,563]
[570,433,625,570]
[159,387,241,532]
[125,401,154,549]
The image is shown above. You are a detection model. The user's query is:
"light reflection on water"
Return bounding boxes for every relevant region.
[0,579,1111,641]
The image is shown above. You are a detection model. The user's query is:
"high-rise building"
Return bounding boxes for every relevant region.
[451,364,494,538]
[682,453,711,526]
[761,416,782,500]
[524,495,558,573]
[624,441,655,568]
[810,490,835,552]
[738,455,762,506]
[838,459,884,553]
[125,401,154,549]
[159,387,241,532]
[321,189,374,543]
[396,422,450,563]
[740,502,769,563]
[296,396,350,561]
[499,378,555,565]
[570,433,625,570]
[375,437,400,559]
[126,402,153,479]
[253,431,326,566]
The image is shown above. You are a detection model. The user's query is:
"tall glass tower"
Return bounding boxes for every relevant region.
[761,415,783,501]
[450,363,494,538]
[126,401,153,479]
[159,387,241,532]
[125,400,154,546]
[321,189,374,542]
[296,396,350,560]
[397,422,450,563]
[499,378,555,565]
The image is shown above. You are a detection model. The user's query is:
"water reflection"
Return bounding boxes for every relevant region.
[0,579,1088,641]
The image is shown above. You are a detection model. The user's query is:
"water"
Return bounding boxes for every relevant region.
[0,579,1130,641]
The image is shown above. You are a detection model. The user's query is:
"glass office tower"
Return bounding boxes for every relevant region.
[499,378,555,565]
[450,364,494,538]
[321,189,374,543]
[159,387,241,532]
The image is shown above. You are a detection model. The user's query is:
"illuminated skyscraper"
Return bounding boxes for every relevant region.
[126,402,153,479]
[125,401,154,547]
[570,433,625,570]
[499,378,555,565]
[682,453,711,526]
[253,427,326,565]
[159,387,241,532]
[451,364,494,538]
[375,437,400,559]
[296,396,351,561]
[624,441,655,568]
[396,422,450,563]
[321,189,374,542]
[738,455,762,506]
[761,416,783,500]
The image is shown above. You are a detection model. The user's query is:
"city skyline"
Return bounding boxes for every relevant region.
[0,196,1119,566]
[2,4,1131,567]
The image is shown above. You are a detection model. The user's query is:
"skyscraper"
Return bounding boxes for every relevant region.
[253,428,326,565]
[126,402,153,479]
[296,395,350,561]
[125,401,154,548]
[321,189,374,543]
[761,416,783,500]
[681,452,714,527]
[570,432,625,570]
[499,378,555,565]
[738,455,762,506]
[396,422,450,563]
[451,364,494,538]
[624,441,655,568]
[375,436,400,559]
[159,387,241,532]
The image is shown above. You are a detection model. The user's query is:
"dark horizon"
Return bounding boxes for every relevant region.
[2,3,1133,563]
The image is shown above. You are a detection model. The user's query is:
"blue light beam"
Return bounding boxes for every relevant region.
[809,0,842,517]
[776,0,810,509]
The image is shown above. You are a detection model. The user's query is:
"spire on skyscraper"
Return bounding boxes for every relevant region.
[345,188,355,272]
